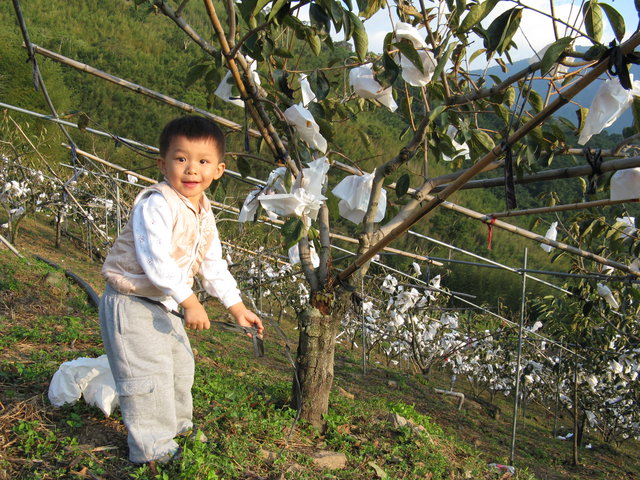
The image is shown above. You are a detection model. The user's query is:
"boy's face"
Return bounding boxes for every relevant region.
[157,135,225,209]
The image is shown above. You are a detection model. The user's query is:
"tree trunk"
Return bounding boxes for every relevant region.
[293,306,341,429]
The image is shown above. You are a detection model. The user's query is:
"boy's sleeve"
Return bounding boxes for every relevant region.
[132,193,193,304]
[200,225,243,309]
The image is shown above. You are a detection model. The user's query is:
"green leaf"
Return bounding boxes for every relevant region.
[395,173,411,198]
[281,218,305,248]
[267,0,288,22]
[540,36,573,75]
[468,48,486,65]
[349,12,368,61]
[358,0,386,20]
[632,97,640,134]
[306,31,322,56]
[503,86,516,107]
[310,70,330,101]
[459,0,499,33]
[77,113,90,131]
[583,0,603,43]
[470,129,495,152]
[310,4,331,34]
[253,0,272,16]
[185,63,210,88]
[368,461,388,479]
[273,47,294,58]
[484,8,522,55]
[528,89,544,113]
[576,107,589,133]
[236,157,252,178]
[432,41,456,80]
[375,51,400,87]
[273,70,294,98]
[428,105,447,123]
[600,3,625,42]
[395,41,424,74]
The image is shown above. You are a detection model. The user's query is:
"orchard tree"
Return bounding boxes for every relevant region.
[127,0,640,428]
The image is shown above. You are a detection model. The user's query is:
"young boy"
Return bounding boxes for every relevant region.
[100,115,263,464]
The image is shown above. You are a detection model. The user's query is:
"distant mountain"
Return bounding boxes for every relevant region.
[478,55,640,134]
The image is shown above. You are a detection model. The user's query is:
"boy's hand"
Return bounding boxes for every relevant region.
[180,294,211,330]
[228,302,264,337]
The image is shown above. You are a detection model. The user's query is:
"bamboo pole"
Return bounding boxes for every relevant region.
[63,145,158,184]
[31,44,259,137]
[0,233,24,258]
[67,148,442,267]
[434,156,640,192]
[488,198,639,218]
[426,194,639,276]
[338,31,640,281]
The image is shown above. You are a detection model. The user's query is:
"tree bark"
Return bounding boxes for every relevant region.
[293,305,341,429]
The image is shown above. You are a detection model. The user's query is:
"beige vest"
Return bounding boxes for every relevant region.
[102,182,218,298]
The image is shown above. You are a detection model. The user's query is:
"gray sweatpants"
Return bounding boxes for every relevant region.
[99,284,195,463]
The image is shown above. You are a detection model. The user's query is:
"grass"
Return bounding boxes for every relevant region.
[0,217,638,479]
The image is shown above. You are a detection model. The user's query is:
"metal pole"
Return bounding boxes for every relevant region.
[361,274,367,375]
[510,248,528,464]
[115,178,121,236]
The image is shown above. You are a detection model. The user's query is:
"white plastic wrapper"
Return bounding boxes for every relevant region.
[610,167,640,201]
[578,76,640,145]
[615,216,636,238]
[283,104,327,153]
[288,243,320,268]
[258,158,329,223]
[332,171,387,224]
[214,58,261,107]
[394,22,436,87]
[540,221,558,253]
[442,126,470,162]
[259,188,323,220]
[238,189,261,224]
[597,283,619,309]
[48,355,118,417]
[349,66,398,112]
[299,74,316,106]
[238,167,289,225]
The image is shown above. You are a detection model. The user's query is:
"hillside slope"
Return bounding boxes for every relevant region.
[1,217,638,479]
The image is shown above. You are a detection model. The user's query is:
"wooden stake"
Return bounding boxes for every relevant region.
[488,198,639,218]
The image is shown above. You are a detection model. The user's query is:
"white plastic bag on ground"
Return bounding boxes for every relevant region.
[540,221,558,253]
[349,66,397,111]
[610,167,640,201]
[394,22,436,87]
[283,104,327,153]
[578,76,640,145]
[48,355,118,416]
[332,172,387,224]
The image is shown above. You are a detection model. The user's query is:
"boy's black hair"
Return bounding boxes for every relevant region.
[159,115,226,159]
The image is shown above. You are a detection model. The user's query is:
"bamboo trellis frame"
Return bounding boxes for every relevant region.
[16,9,640,281]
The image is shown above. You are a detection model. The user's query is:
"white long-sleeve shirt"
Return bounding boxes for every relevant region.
[132,192,242,312]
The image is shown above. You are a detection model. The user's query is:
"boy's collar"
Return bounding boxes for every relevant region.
[163,181,211,214]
